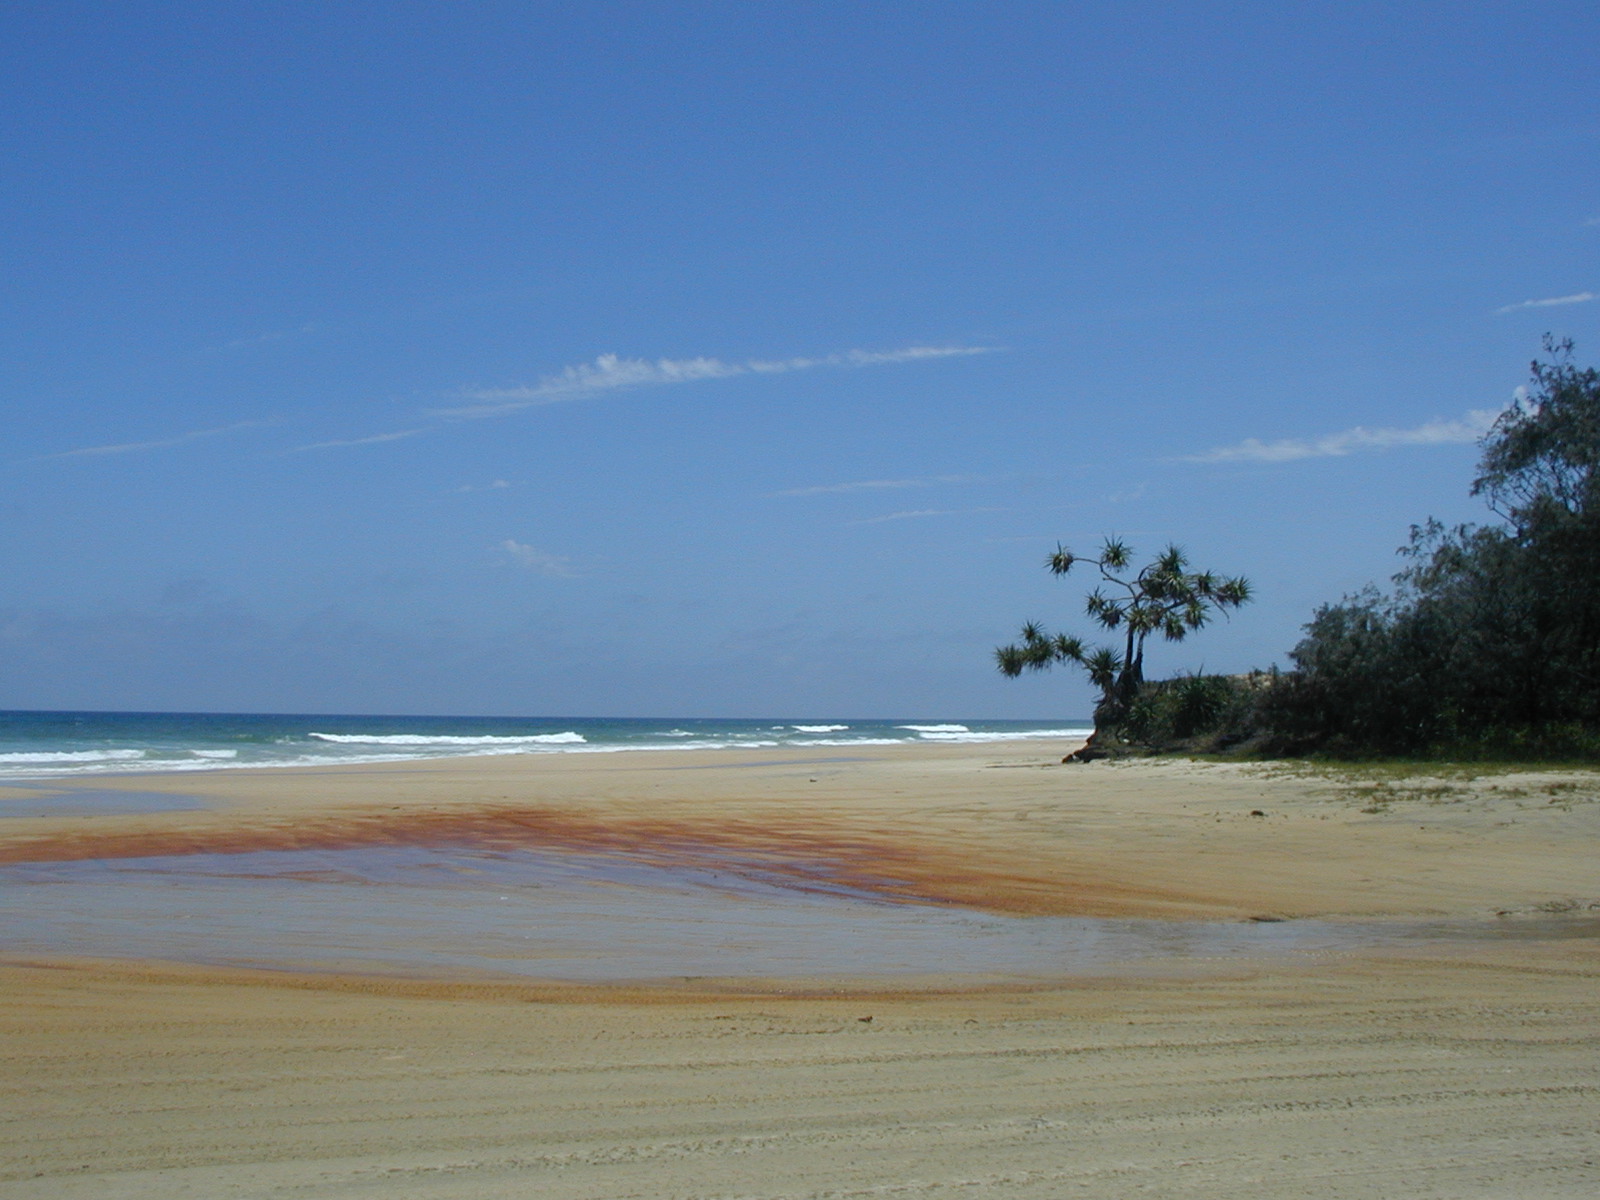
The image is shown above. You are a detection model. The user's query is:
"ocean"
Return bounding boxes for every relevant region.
[0,710,1092,782]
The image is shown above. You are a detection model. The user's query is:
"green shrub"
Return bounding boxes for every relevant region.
[1245,340,1600,761]
[1110,672,1267,751]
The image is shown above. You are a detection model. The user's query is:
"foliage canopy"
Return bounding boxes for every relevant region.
[1257,338,1600,757]
[988,341,1600,761]
[995,539,1251,723]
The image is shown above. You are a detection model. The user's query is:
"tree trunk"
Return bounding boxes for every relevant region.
[1074,634,1148,761]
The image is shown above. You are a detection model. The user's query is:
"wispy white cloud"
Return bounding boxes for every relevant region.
[250,342,995,454]
[38,421,267,461]
[499,539,577,577]
[438,344,995,418]
[457,479,512,493]
[850,509,958,524]
[293,429,423,452]
[1185,410,1502,464]
[771,473,984,497]
[1495,291,1596,314]
[848,506,1004,525]
[745,346,993,373]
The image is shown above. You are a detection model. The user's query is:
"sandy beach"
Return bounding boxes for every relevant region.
[3,740,1598,1197]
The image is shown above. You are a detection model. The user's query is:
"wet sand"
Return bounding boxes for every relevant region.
[3,741,1599,1196]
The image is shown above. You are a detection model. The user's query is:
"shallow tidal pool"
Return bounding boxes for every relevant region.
[0,839,1560,983]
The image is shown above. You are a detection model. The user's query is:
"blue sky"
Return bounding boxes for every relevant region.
[2,1,1596,717]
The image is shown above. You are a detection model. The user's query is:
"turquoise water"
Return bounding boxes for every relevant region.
[0,710,1090,781]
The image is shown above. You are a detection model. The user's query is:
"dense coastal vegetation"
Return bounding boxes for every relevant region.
[1004,340,1600,761]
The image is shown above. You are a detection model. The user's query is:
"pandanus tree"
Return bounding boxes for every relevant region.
[996,538,1252,724]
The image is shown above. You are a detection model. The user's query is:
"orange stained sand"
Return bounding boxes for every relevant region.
[0,802,1211,918]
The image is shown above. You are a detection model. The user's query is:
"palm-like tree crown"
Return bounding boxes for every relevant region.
[996,537,1252,718]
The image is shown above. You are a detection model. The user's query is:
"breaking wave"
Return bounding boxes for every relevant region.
[0,749,147,764]
[308,732,587,746]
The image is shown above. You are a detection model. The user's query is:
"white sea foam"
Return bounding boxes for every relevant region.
[308,732,586,746]
[0,716,1090,783]
[790,737,905,747]
[578,738,785,753]
[0,749,146,764]
[913,727,1091,743]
